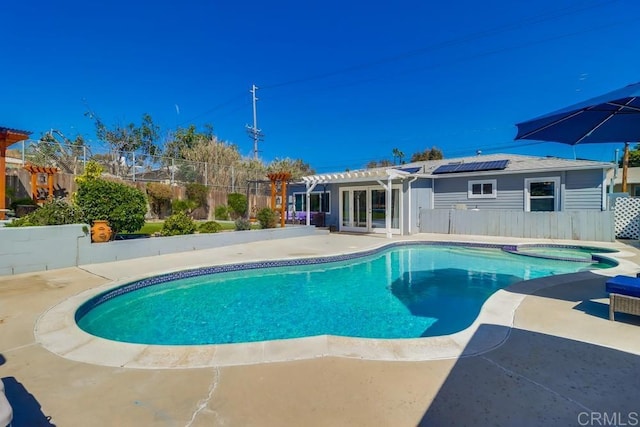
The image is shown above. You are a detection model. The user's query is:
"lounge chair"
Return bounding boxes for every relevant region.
[0,379,12,427]
[605,275,640,321]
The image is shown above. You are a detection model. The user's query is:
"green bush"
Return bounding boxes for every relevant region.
[146,182,173,217]
[186,183,208,208]
[75,178,147,235]
[235,218,251,231]
[75,160,103,185]
[227,193,247,219]
[198,221,222,233]
[160,211,197,236]
[214,204,229,220]
[171,199,197,215]
[7,198,84,227]
[256,207,278,229]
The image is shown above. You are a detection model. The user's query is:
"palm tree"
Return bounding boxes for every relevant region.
[392,148,405,165]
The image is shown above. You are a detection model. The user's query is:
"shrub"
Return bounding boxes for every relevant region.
[75,160,103,185]
[235,217,251,231]
[198,221,222,233]
[256,207,278,229]
[9,197,37,211]
[75,178,147,235]
[146,182,173,217]
[7,198,84,227]
[160,211,197,236]
[227,193,247,219]
[214,204,230,220]
[186,183,208,208]
[171,199,197,215]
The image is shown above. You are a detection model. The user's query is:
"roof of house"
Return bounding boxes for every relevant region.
[300,153,614,184]
[410,153,613,177]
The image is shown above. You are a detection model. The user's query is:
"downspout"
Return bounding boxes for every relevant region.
[430,178,435,210]
[560,171,566,211]
[603,167,610,210]
[408,176,419,235]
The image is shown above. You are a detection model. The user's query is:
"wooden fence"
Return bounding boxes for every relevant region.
[6,168,270,220]
[419,209,615,242]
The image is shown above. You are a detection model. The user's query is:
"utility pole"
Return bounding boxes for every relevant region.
[246,84,263,160]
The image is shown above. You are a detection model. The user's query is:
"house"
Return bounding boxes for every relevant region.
[287,153,615,241]
[609,166,640,196]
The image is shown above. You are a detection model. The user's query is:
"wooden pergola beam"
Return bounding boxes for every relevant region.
[0,127,31,219]
[267,172,292,227]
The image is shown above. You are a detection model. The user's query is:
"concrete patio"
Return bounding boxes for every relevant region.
[1,233,640,426]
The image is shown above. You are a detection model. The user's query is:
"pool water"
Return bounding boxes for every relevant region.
[76,244,613,345]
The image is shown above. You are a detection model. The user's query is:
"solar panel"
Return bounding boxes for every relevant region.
[432,160,509,175]
[432,164,461,174]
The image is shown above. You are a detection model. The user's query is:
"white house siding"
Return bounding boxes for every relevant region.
[564,169,604,210]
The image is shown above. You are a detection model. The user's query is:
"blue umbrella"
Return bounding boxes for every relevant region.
[515,82,640,191]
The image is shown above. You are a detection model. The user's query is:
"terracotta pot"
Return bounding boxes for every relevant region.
[91,220,112,243]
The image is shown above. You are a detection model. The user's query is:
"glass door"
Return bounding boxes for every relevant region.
[371,189,386,230]
[340,186,402,234]
[341,191,351,227]
[353,189,368,229]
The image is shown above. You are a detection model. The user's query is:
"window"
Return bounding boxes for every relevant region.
[293,192,330,213]
[525,177,560,212]
[468,179,497,199]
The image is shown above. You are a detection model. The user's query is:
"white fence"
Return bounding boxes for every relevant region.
[614,197,640,239]
[419,209,615,242]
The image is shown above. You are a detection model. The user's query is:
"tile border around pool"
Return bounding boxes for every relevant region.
[35,240,634,369]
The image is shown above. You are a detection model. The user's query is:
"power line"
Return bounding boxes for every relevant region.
[177,93,247,127]
[171,0,624,142]
[313,13,640,96]
[260,0,621,91]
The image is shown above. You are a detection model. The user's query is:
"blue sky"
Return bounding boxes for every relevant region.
[2,0,640,172]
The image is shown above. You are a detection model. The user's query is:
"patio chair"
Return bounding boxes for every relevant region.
[605,275,640,321]
[0,379,12,427]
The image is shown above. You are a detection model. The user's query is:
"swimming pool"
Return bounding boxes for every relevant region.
[75,243,615,346]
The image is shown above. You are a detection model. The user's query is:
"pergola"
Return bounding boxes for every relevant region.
[0,127,31,219]
[301,168,416,238]
[24,163,60,203]
[267,172,291,227]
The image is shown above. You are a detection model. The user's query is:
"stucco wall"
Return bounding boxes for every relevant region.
[0,224,322,276]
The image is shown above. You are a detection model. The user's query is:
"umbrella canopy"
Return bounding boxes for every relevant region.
[515,82,640,192]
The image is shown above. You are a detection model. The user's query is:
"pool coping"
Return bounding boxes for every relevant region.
[34,241,637,369]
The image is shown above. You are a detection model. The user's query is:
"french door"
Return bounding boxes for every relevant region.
[340,185,401,234]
